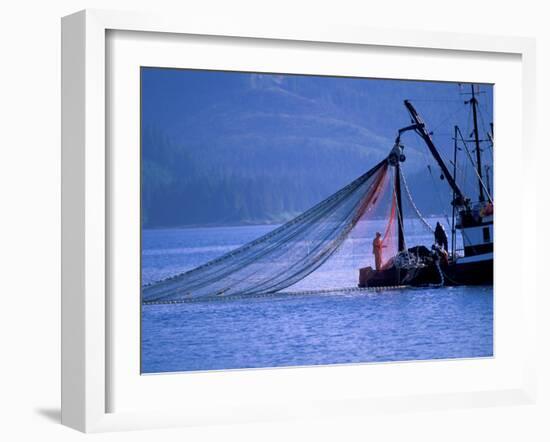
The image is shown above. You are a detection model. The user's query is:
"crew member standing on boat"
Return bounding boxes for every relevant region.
[373,232,384,271]
[434,222,448,252]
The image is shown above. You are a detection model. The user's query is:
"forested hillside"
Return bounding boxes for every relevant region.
[141,126,479,228]
[141,70,493,228]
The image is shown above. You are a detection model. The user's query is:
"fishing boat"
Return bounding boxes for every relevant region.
[359,85,494,288]
[143,84,493,305]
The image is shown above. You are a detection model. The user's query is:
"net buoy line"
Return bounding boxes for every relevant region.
[142,285,408,306]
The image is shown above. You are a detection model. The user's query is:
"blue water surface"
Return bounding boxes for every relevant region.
[141,220,493,373]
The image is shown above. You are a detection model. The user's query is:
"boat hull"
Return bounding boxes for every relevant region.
[359,256,493,288]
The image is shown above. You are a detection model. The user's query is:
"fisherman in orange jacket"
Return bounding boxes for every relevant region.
[373,232,385,271]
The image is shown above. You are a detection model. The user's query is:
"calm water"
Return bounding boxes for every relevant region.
[141,219,493,373]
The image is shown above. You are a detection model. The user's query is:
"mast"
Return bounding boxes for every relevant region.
[451,125,458,259]
[395,161,405,252]
[469,84,485,202]
[402,100,467,207]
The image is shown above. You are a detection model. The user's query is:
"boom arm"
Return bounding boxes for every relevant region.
[402,100,467,207]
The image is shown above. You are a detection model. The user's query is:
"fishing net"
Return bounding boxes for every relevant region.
[142,158,397,303]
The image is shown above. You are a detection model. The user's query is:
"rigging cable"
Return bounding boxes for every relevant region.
[399,167,435,234]
[404,117,454,230]
[456,127,494,204]
[425,164,453,228]
[391,167,407,252]
[476,103,494,161]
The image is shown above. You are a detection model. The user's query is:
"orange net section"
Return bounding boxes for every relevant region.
[381,186,398,269]
[343,164,398,273]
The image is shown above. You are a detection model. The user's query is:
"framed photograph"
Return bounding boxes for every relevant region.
[61,9,537,432]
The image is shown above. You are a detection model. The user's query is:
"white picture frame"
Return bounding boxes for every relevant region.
[61,9,537,433]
